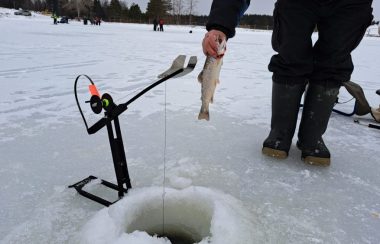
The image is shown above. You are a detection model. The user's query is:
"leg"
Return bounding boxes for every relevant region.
[263,81,306,158]
[297,82,340,166]
[269,0,318,83]
[263,0,317,158]
[298,0,373,165]
[311,0,373,82]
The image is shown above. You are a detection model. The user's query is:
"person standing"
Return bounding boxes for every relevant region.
[153,18,158,31]
[202,0,373,166]
[159,18,164,32]
[52,13,58,25]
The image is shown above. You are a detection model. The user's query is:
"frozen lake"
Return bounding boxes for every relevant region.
[1,9,380,243]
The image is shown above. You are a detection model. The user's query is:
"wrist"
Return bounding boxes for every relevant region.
[206,25,229,40]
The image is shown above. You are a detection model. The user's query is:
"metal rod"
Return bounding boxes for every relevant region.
[124,68,183,107]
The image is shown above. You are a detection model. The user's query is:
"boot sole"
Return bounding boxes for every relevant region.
[262,147,288,159]
[302,156,330,166]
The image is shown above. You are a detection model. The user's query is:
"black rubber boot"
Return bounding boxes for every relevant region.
[297,82,340,166]
[262,81,306,158]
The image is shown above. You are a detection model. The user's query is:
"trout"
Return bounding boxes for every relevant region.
[197,38,226,121]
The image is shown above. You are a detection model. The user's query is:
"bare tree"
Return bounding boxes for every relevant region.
[172,0,184,24]
[172,0,198,25]
[61,0,93,18]
[186,0,198,25]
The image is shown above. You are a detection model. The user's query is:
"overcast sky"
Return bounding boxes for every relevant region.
[126,0,379,20]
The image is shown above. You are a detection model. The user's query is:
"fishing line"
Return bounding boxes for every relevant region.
[116,80,153,102]
[162,79,167,235]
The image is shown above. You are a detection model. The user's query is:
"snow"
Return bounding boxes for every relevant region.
[366,24,380,37]
[79,187,263,244]
[1,7,380,244]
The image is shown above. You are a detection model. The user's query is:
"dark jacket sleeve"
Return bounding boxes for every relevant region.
[206,0,250,38]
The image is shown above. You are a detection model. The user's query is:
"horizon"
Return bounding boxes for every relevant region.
[124,0,379,20]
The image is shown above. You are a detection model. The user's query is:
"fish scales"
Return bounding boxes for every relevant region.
[197,39,226,121]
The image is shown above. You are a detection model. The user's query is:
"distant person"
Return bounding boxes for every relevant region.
[153,18,158,31]
[52,13,57,25]
[96,17,101,26]
[159,18,164,32]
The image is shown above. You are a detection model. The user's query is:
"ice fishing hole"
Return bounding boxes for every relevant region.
[125,194,213,243]
[80,187,261,243]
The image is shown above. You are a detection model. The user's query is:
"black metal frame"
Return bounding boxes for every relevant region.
[68,115,132,207]
[70,55,197,207]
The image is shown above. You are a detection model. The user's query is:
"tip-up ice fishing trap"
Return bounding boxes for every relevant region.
[69,55,197,206]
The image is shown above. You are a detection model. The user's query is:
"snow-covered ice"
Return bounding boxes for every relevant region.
[79,186,263,244]
[1,7,380,244]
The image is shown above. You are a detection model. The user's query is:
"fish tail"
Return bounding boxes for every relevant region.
[198,106,210,121]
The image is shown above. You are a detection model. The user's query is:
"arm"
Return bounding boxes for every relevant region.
[203,0,250,57]
[206,0,251,38]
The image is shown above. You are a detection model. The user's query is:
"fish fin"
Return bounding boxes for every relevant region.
[197,71,204,83]
[210,96,214,104]
[198,111,210,121]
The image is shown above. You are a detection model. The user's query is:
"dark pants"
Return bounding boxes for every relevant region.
[269,0,373,84]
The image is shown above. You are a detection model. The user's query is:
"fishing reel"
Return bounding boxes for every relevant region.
[86,85,115,115]
[74,74,125,134]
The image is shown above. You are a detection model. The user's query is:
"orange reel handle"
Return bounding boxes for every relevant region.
[89,84,100,97]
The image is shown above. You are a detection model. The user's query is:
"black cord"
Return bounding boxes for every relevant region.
[335,97,355,105]
[74,74,95,131]
[331,97,356,116]
[300,96,356,117]
[332,107,355,117]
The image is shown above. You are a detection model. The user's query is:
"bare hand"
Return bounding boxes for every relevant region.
[202,30,227,58]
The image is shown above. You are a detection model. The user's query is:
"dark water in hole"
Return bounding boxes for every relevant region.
[138,224,206,243]
[159,234,195,244]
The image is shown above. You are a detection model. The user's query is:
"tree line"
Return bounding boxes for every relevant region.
[0,0,275,29]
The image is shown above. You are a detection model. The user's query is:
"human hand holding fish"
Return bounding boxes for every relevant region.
[202,30,227,58]
[198,32,227,121]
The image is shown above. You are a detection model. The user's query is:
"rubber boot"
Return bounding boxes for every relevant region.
[262,81,306,158]
[297,82,340,166]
